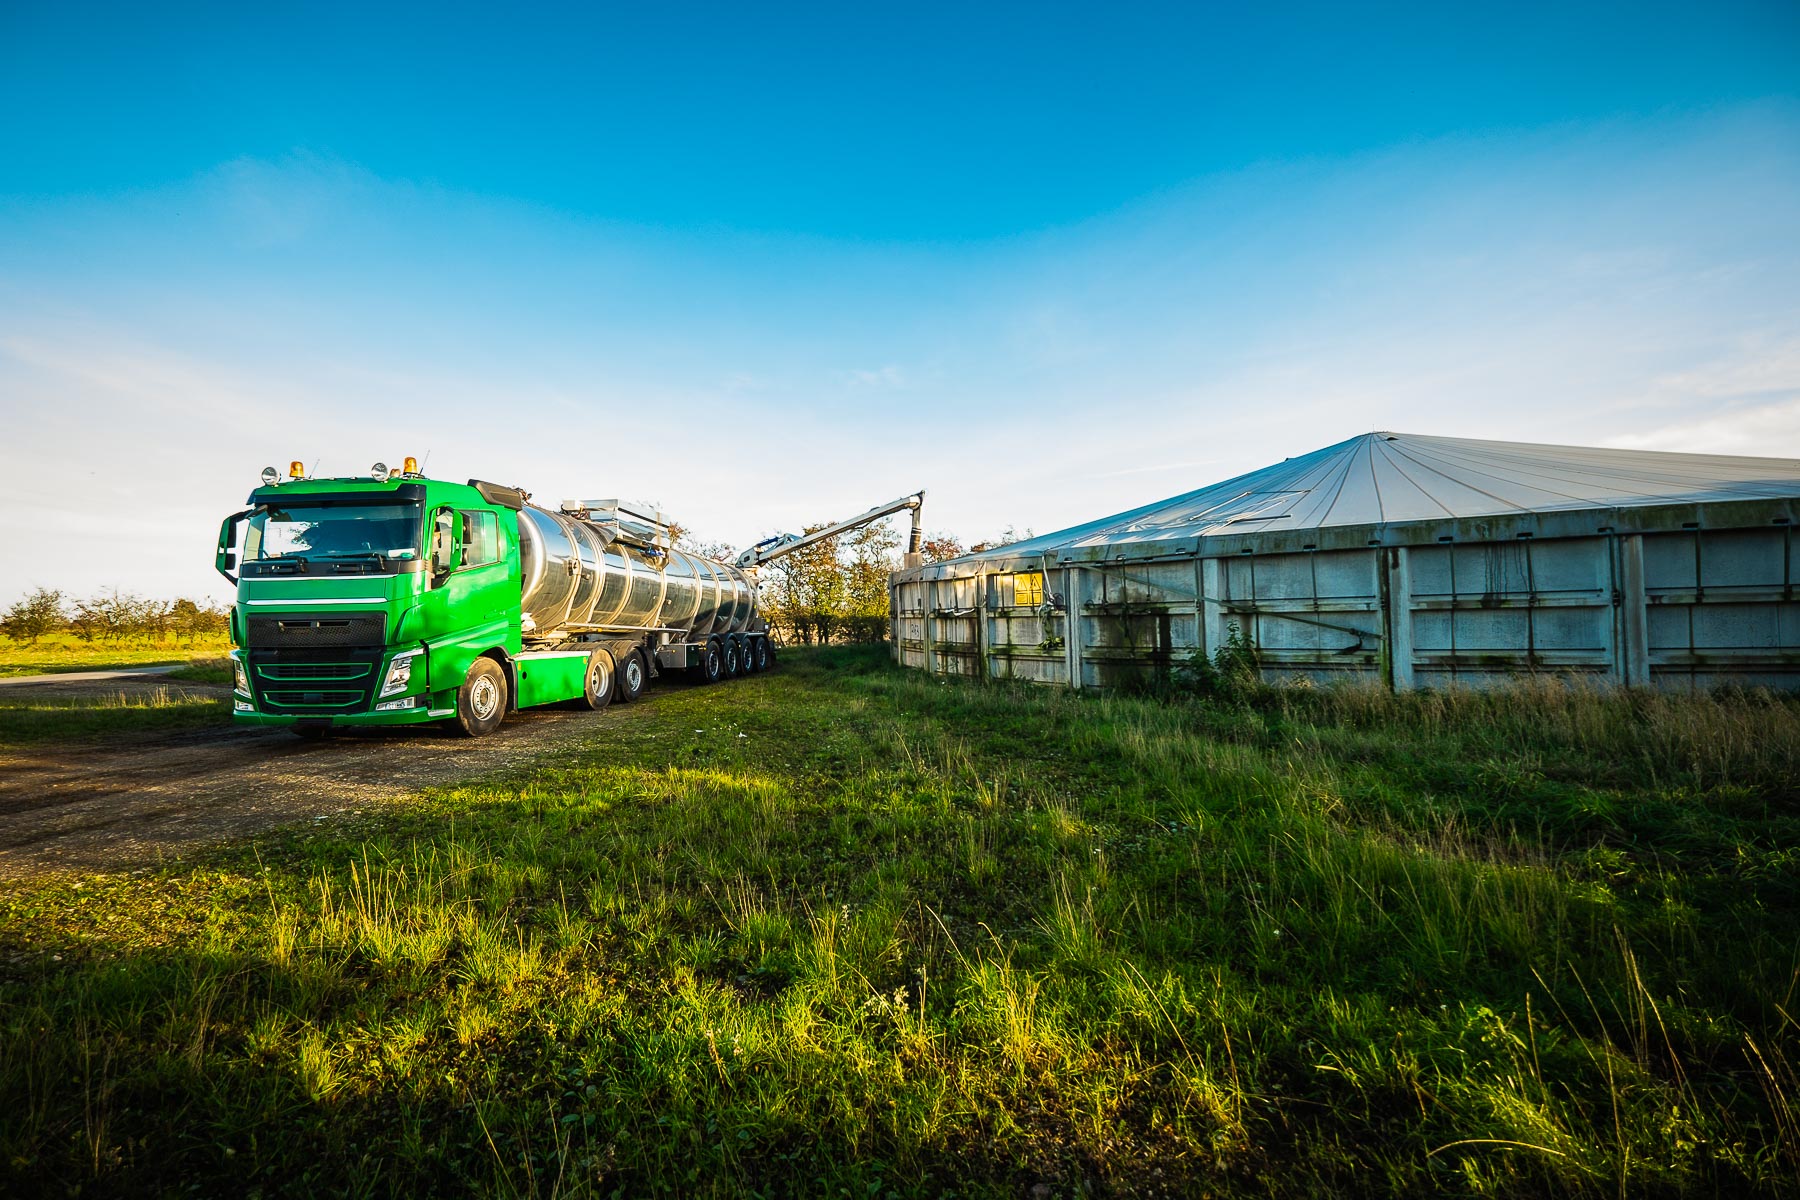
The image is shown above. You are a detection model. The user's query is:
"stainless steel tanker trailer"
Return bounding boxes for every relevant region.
[515,495,766,687]
[214,458,923,737]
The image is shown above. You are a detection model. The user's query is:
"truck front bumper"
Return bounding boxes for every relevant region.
[230,692,459,728]
[231,648,454,728]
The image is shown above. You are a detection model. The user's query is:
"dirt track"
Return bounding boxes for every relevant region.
[0,674,619,881]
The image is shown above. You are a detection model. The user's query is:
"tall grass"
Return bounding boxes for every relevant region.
[0,685,230,745]
[1,648,1796,1196]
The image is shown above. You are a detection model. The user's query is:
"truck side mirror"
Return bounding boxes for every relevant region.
[431,510,461,578]
[215,511,248,583]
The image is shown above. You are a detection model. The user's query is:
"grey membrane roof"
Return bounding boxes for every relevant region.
[984,431,1800,558]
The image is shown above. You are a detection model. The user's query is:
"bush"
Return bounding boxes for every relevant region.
[1172,619,1262,701]
[0,589,67,646]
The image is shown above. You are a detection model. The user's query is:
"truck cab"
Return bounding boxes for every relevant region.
[217,462,524,736]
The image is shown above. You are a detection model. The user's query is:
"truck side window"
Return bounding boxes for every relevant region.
[459,510,499,567]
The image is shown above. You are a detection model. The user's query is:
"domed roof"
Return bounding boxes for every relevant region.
[985,431,1800,557]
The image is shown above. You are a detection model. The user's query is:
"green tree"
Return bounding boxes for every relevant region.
[843,520,900,642]
[760,524,847,644]
[171,598,229,646]
[71,590,154,644]
[919,533,966,564]
[1,588,67,645]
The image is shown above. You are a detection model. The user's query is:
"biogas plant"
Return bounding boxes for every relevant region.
[216,457,922,737]
[891,432,1800,693]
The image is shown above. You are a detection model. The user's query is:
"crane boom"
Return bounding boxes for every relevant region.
[736,489,927,569]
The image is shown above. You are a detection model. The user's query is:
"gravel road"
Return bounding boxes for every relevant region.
[0,673,619,882]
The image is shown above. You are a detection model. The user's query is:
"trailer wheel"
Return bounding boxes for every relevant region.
[455,658,508,737]
[723,637,742,678]
[579,649,614,710]
[691,639,723,684]
[616,649,648,703]
[751,637,770,673]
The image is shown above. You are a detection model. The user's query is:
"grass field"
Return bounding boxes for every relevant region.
[0,684,230,748]
[0,632,233,677]
[2,646,1798,1197]
[0,645,233,750]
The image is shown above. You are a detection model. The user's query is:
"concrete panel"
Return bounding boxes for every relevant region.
[1530,605,1609,653]
[993,614,1045,648]
[1408,545,1456,597]
[1691,603,1781,649]
[936,577,980,610]
[1413,609,1453,652]
[1700,528,1786,591]
[1646,606,1692,652]
[1451,608,1531,648]
[1457,543,1534,597]
[1644,534,1698,591]
[1313,550,1381,599]
[1528,538,1608,595]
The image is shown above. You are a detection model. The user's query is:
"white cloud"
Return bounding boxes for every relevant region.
[840,365,907,389]
[1605,398,1800,456]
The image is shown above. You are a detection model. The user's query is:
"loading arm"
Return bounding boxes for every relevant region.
[737,490,927,569]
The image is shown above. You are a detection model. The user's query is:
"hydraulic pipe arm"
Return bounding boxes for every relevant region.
[736,490,926,569]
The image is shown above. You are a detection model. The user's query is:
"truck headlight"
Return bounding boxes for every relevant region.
[380,650,422,697]
[233,658,250,695]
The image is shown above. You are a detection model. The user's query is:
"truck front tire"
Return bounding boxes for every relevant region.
[455,658,509,737]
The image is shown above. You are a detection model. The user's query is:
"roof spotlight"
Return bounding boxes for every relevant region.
[260,466,280,486]
[371,461,388,480]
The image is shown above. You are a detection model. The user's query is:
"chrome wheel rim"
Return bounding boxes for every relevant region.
[470,675,499,719]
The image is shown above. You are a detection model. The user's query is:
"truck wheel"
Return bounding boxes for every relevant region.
[616,649,648,703]
[723,637,742,678]
[751,637,770,673]
[691,639,723,684]
[455,658,508,737]
[580,649,614,709]
[739,635,759,674]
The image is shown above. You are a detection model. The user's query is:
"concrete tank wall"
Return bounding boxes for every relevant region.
[891,523,1800,692]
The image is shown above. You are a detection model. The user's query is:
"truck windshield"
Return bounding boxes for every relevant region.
[246,503,423,560]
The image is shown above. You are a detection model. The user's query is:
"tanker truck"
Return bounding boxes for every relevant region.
[214,458,923,738]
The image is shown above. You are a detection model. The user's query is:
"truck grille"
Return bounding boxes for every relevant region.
[245,612,386,714]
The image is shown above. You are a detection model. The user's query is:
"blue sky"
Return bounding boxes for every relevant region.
[2,2,1798,601]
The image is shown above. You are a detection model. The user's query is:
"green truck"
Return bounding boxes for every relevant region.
[215,459,772,737]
